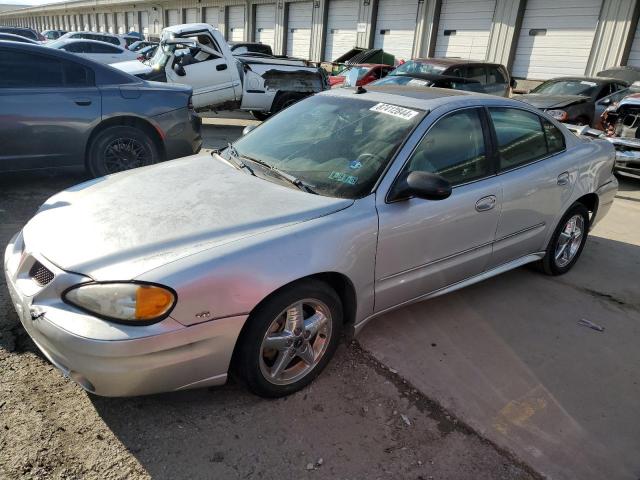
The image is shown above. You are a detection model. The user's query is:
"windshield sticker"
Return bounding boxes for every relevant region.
[370,103,419,120]
[580,81,597,86]
[329,171,358,185]
[349,160,362,170]
[407,79,429,87]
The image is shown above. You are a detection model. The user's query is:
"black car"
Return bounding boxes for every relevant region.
[42,29,68,41]
[372,58,513,97]
[516,76,628,126]
[0,33,39,44]
[0,42,202,177]
[0,26,44,42]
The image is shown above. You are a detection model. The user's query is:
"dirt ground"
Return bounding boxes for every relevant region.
[0,166,539,480]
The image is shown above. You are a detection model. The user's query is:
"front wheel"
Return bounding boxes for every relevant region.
[233,280,343,398]
[541,203,590,275]
[87,125,159,178]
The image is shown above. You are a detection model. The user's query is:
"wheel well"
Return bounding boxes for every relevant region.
[85,116,166,166]
[575,193,599,225]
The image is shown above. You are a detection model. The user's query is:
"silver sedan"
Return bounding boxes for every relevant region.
[4,87,618,398]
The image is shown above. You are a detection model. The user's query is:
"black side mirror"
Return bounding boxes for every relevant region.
[173,62,186,76]
[389,171,452,202]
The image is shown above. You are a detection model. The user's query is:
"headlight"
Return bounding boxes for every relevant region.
[546,109,568,121]
[63,282,176,324]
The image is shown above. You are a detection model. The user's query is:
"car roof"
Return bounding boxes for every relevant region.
[53,38,123,48]
[165,23,214,35]
[411,57,504,68]
[65,31,117,37]
[543,76,619,84]
[0,33,38,43]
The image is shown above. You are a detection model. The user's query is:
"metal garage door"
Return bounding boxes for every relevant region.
[185,8,198,24]
[141,11,149,37]
[324,0,358,61]
[286,1,313,59]
[106,14,113,33]
[512,0,601,79]
[205,7,219,28]
[127,11,136,32]
[435,0,496,59]
[373,0,419,61]
[255,4,276,49]
[99,13,106,32]
[117,12,125,34]
[626,25,640,67]
[228,5,245,41]
[167,9,180,26]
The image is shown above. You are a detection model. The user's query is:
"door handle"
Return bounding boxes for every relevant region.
[74,98,92,106]
[557,172,570,186]
[475,195,496,212]
[216,63,228,71]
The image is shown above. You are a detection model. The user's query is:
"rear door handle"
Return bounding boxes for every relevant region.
[216,63,228,71]
[475,195,496,212]
[557,172,570,186]
[74,98,92,106]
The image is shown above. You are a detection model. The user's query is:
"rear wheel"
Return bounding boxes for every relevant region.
[233,280,343,398]
[87,125,159,177]
[541,203,590,275]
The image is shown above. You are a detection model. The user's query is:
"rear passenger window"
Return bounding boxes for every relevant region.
[404,108,489,185]
[487,67,506,84]
[489,108,556,170]
[542,119,565,155]
[91,43,120,53]
[0,50,93,87]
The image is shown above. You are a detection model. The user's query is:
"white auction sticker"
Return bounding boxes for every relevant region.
[370,103,419,120]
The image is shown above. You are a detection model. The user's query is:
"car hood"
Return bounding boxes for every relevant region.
[516,93,589,109]
[23,154,353,280]
[111,59,154,76]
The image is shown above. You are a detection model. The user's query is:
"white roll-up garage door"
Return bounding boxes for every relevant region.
[99,13,106,32]
[324,0,359,61]
[434,0,496,59]
[625,24,640,67]
[373,0,419,61]
[255,4,276,49]
[141,11,149,36]
[106,14,113,33]
[117,12,125,34]
[185,8,198,24]
[512,0,601,80]
[286,1,313,58]
[228,5,245,41]
[167,9,180,26]
[204,7,219,28]
[127,12,136,32]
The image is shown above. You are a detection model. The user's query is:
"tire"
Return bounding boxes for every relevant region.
[541,203,590,275]
[87,125,159,178]
[233,279,343,398]
[271,92,302,114]
[250,110,271,121]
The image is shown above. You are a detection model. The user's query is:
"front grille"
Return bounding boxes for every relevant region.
[29,261,54,286]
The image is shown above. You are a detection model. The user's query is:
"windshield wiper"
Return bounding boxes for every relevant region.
[224,142,255,176]
[233,151,318,194]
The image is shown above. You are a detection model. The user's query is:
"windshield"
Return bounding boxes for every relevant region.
[227,95,423,199]
[532,80,599,97]
[148,32,175,70]
[391,60,446,76]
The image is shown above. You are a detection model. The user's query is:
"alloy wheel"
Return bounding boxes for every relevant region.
[259,299,332,386]
[103,137,150,174]
[554,214,585,268]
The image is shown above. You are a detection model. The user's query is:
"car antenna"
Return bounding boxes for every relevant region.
[355,86,367,94]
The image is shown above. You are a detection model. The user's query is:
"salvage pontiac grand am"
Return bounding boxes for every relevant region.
[5,87,618,398]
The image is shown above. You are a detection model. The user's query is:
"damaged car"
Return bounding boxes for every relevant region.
[111,23,328,119]
[5,87,617,399]
[516,76,627,126]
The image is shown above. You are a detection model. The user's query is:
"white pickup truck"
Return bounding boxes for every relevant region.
[112,24,328,119]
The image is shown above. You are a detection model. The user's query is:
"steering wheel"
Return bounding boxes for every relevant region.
[356,152,384,164]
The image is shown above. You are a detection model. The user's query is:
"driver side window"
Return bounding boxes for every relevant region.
[402,108,490,186]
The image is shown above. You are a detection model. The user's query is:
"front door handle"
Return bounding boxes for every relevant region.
[475,195,496,212]
[74,98,92,106]
[216,63,228,71]
[557,172,570,186]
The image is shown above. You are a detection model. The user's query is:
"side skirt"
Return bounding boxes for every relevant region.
[354,252,546,335]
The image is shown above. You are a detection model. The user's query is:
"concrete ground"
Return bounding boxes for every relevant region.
[0,123,536,480]
[359,176,640,480]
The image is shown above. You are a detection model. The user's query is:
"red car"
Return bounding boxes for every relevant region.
[329,63,395,88]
